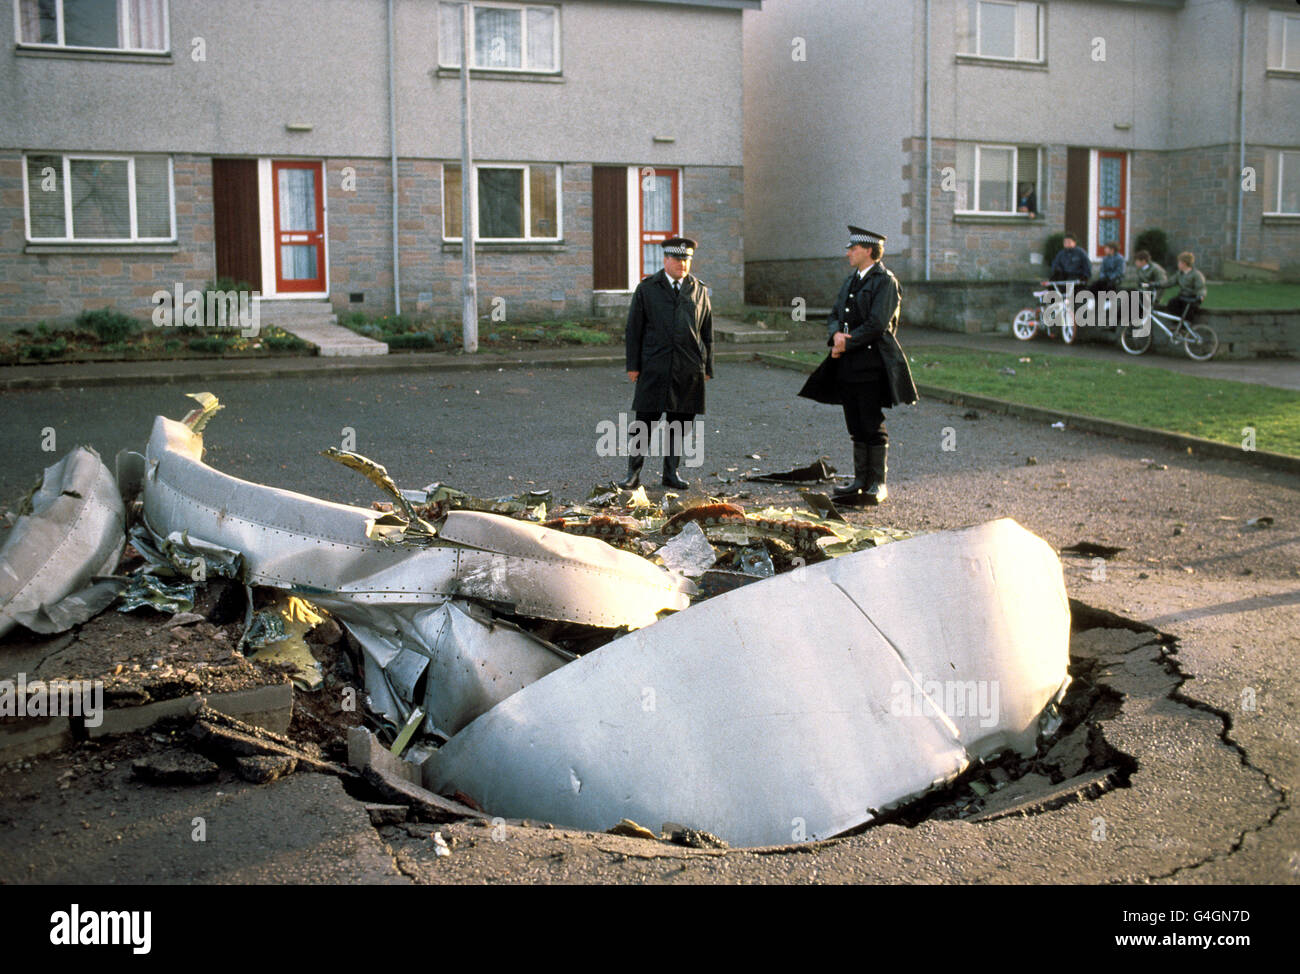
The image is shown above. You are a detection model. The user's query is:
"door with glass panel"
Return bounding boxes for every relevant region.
[639,168,680,280]
[272,161,325,293]
[1096,152,1126,255]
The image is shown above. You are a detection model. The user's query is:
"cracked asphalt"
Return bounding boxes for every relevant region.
[0,359,1296,883]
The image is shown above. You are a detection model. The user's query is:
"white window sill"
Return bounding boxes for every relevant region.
[16,45,172,64]
[955,53,1048,71]
[442,240,565,252]
[433,66,563,83]
[953,212,1045,224]
[26,242,179,254]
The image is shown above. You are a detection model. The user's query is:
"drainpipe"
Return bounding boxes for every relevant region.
[1234,0,1247,263]
[924,0,932,280]
[387,0,402,314]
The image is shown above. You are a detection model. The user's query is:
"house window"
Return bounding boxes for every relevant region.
[966,0,1041,62]
[24,153,174,241]
[16,0,168,52]
[438,2,559,72]
[1268,10,1300,71]
[1264,151,1300,215]
[443,163,560,240]
[955,144,1040,215]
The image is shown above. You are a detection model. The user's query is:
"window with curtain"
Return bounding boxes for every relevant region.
[963,0,1042,62]
[17,0,168,51]
[439,2,559,72]
[25,153,174,241]
[442,163,562,241]
[955,143,1041,214]
[18,0,169,51]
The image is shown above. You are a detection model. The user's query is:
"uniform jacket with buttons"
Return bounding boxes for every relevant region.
[804,262,917,407]
[625,269,713,414]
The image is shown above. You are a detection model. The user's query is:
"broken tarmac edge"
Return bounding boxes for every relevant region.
[0,682,293,764]
[758,351,1300,476]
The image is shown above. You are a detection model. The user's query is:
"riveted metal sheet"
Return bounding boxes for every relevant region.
[141,417,689,625]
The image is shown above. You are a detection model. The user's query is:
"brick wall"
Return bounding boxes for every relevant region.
[1161,144,1236,275]
[2,156,744,331]
[0,153,215,329]
[684,166,744,310]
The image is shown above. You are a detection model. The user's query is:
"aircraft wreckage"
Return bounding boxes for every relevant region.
[1,397,1070,846]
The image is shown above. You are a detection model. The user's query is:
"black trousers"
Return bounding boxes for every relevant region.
[1163,296,1199,322]
[633,411,695,458]
[838,380,888,447]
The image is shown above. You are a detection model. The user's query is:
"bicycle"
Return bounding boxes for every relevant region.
[1118,288,1218,360]
[1012,280,1093,345]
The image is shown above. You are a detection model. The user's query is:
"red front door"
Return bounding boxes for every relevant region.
[272,160,326,292]
[638,168,680,280]
[1096,152,1126,257]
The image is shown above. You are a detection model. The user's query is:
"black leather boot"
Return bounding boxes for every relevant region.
[617,454,644,489]
[831,443,871,504]
[661,456,689,490]
[862,445,888,505]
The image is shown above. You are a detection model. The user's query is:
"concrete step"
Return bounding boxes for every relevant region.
[713,316,788,344]
[255,300,335,318]
[272,321,389,357]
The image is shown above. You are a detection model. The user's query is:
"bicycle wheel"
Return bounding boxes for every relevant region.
[1119,321,1152,355]
[1060,314,1078,345]
[1012,309,1039,341]
[1184,323,1218,361]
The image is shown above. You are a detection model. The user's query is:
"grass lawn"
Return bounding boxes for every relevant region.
[782,346,1300,457]
[1196,283,1300,310]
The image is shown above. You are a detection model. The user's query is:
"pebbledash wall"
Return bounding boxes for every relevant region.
[0,157,743,329]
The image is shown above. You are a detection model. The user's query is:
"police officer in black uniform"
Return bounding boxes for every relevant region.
[619,236,713,490]
[800,226,917,506]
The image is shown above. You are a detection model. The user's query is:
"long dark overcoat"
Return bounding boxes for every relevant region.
[625,270,714,414]
[799,262,918,408]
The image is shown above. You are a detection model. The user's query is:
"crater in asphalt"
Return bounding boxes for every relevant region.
[849,600,1162,835]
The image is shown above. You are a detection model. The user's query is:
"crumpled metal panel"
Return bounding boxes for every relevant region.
[140,416,690,626]
[138,416,688,730]
[425,518,1071,847]
[442,512,695,627]
[0,447,126,637]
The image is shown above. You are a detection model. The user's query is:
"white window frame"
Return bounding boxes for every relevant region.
[442,162,562,242]
[13,0,171,54]
[1267,10,1300,71]
[437,1,561,74]
[970,0,1043,63]
[1266,150,1300,216]
[22,152,176,243]
[955,143,1040,215]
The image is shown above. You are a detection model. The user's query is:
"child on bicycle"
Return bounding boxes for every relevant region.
[1164,252,1207,322]
[1090,242,1125,293]
[1133,250,1167,288]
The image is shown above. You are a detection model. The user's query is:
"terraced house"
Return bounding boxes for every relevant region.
[1,0,756,330]
[743,0,1300,301]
